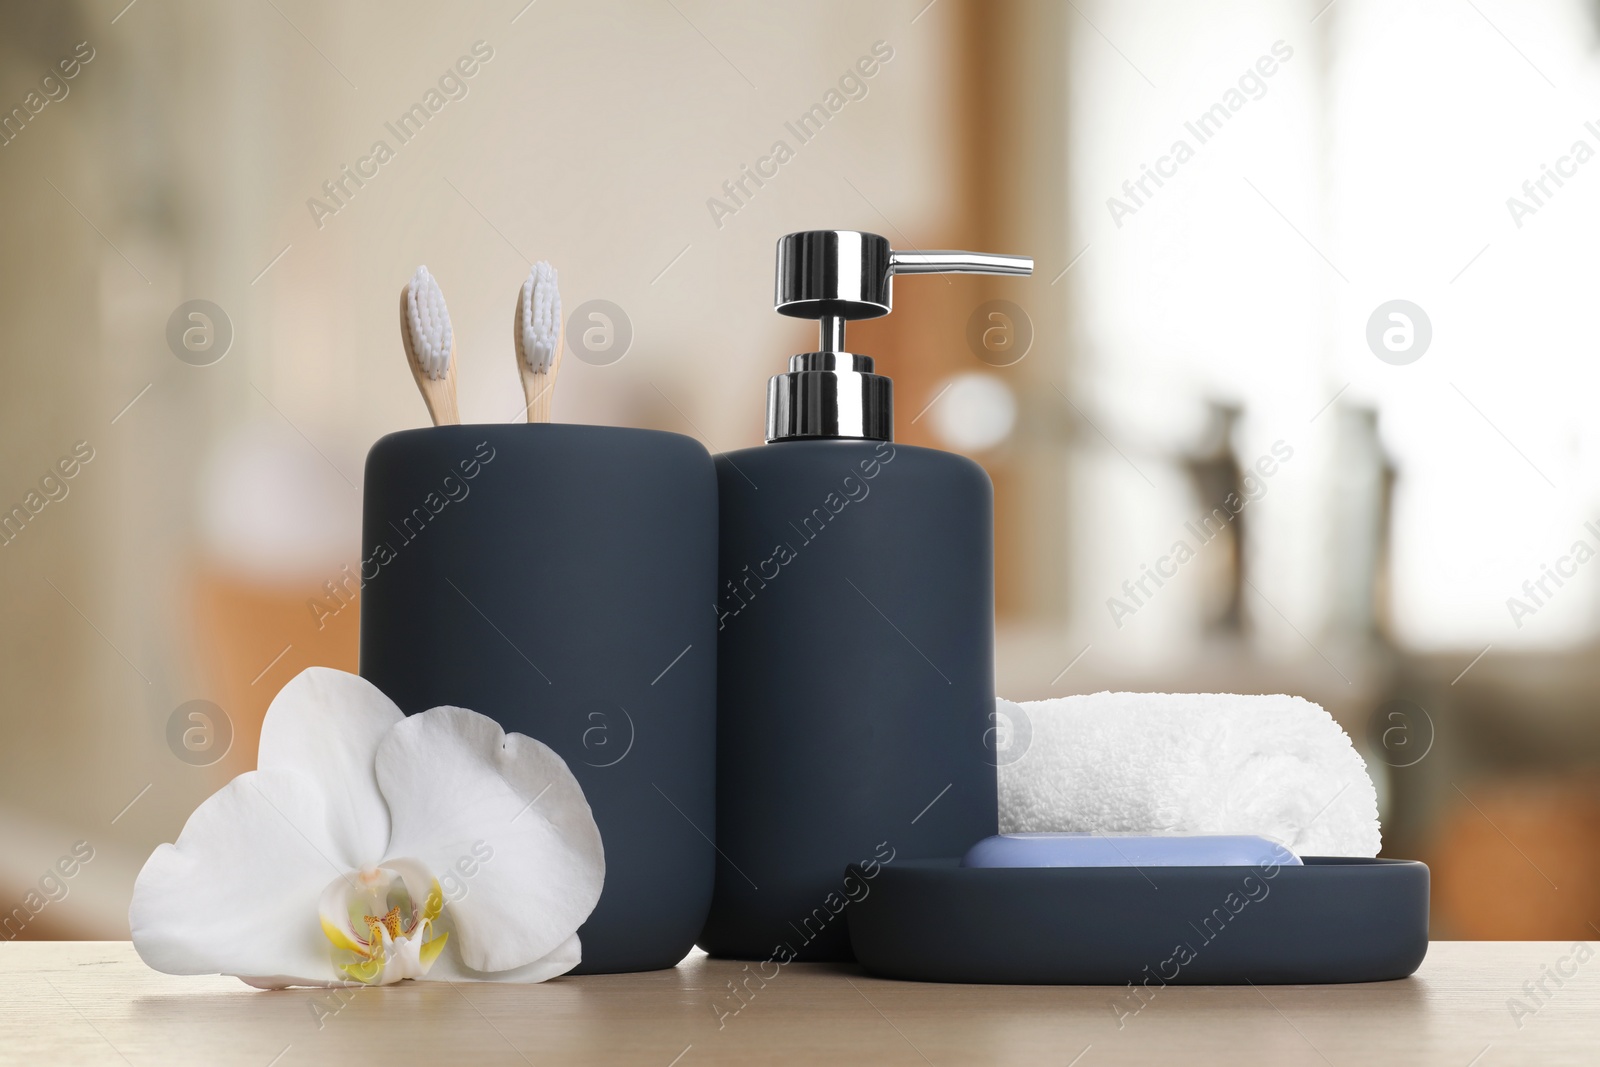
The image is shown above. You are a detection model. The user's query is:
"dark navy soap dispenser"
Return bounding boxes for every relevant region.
[699,230,1032,961]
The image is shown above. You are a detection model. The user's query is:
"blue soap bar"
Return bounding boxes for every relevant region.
[960,832,1301,869]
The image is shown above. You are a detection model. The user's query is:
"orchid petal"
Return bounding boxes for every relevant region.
[418,931,450,970]
[130,769,349,985]
[376,707,604,974]
[256,667,401,868]
[427,933,582,983]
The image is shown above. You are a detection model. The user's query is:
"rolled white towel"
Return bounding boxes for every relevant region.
[995,692,1381,857]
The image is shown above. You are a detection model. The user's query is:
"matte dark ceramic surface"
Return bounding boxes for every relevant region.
[847,857,1430,984]
[700,439,999,961]
[359,424,717,974]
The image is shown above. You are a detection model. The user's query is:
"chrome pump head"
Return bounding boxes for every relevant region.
[766,230,1033,443]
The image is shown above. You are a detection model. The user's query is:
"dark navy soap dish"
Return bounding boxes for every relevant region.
[846,857,1428,985]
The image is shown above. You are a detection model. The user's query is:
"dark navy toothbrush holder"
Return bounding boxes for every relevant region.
[358,423,718,974]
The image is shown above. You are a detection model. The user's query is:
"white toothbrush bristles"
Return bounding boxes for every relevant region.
[405,265,453,381]
[517,262,561,374]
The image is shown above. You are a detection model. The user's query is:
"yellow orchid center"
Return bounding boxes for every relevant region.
[365,905,403,944]
[317,859,447,985]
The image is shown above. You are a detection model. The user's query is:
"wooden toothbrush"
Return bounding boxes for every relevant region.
[514,261,563,422]
[401,265,460,426]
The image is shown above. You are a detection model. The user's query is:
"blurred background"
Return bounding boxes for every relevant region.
[1,0,1596,943]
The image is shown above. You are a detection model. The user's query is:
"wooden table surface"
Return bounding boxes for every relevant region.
[0,941,1594,1065]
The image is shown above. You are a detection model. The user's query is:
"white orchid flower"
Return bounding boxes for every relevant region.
[130,667,605,988]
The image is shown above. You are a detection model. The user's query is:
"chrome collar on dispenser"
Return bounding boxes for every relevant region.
[766,230,1033,443]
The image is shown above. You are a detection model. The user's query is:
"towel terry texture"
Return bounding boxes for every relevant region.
[996,692,1381,857]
